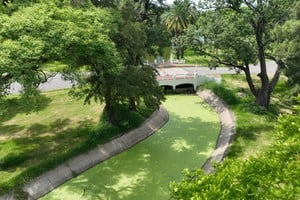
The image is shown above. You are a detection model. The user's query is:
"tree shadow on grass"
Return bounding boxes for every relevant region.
[43,110,221,200]
[0,118,96,175]
[0,94,52,122]
[228,123,274,158]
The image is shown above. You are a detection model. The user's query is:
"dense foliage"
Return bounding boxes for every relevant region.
[162,0,197,59]
[185,0,297,110]
[0,0,166,125]
[272,1,300,86]
[170,95,300,199]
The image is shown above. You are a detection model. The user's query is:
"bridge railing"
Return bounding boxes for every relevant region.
[156,73,196,80]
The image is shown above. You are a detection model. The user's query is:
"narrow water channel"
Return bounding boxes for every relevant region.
[42,95,220,200]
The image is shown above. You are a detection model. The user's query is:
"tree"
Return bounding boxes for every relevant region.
[272,1,300,86]
[50,4,124,124]
[170,95,300,199]
[112,0,165,112]
[187,0,295,109]
[0,3,124,124]
[162,0,197,59]
[0,3,58,101]
[1,1,165,125]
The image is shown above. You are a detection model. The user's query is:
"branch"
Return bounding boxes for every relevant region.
[244,64,258,97]
[269,59,285,93]
[264,53,278,62]
[197,49,244,71]
[243,0,258,13]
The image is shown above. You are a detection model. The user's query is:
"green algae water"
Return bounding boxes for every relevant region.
[41,95,220,200]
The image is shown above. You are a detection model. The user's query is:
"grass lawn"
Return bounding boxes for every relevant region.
[0,90,103,194]
[203,74,294,159]
[0,89,153,196]
[184,55,210,66]
[41,95,220,200]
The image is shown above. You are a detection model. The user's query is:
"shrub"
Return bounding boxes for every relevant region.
[169,95,300,200]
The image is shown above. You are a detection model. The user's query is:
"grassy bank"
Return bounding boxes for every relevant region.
[202,74,294,159]
[42,95,220,200]
[0,89,153,196]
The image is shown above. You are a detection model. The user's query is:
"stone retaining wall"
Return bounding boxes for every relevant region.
[1,90,236,199]
[0,106,168,200]
[198,90,236,174]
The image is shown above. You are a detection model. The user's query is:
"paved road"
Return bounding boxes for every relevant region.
[9,73,73,94]
[9,61,277,94]
[162,61,277,75]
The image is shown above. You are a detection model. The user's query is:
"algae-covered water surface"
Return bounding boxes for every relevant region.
[42,95,220,200]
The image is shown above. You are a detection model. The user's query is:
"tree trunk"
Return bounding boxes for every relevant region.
[176,50,180,60]
[104,103,117,125]
[255,88,271,109]
[253,14,271,110]
[129,97,137,111]
[180,48,184,59]
[104,92,118,125]
[244,64,258,97]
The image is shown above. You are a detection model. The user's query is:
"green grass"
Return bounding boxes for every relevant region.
[0,90,153,196]
[183,50,213,66]
[41,95,220,200]
[202,74,294,159]
[41,61,67,72]
[184,55,210,66]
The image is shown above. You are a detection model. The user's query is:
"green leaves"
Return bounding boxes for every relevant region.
[170,95,300,200]
[271,1,300,85]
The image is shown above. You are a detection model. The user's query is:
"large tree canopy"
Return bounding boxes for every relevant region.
[186,0,296,109]
[0,3,121,122]
[0,1,165,124]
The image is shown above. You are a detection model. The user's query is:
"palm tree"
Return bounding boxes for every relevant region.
[162,0,197,59]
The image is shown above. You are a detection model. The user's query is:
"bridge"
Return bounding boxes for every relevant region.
[9,67,221,94]
[156,67,221,92]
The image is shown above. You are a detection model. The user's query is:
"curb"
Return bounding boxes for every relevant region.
[1,91,235,199]
[0,106,168,200]
[198,90,236,174]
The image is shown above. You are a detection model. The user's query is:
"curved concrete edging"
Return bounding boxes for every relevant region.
[198,90,236,174]
[0,106,168,200]
[1,92,234,199]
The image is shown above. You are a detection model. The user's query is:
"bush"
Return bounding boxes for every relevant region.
[169,96,300,200]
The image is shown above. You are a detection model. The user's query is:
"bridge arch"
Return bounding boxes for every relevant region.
[175,83,195,93]
[161,85,174,93]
